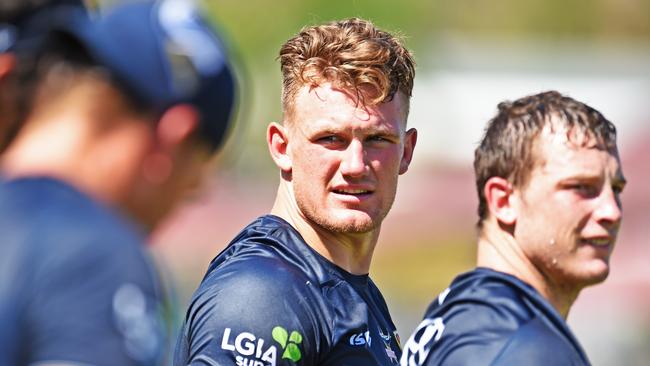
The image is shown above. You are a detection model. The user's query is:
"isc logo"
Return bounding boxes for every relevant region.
[221,328,277,366]
[349,331,371,347]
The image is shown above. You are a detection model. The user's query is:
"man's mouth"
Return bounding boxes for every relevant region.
[332,188,372,195]
[581,237,613,247]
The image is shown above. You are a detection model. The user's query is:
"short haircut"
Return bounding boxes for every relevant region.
[474,90,618,227]
[15,33,153,127]
[278,17,415,118]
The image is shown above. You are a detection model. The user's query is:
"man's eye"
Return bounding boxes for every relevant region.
[569,183,598,197]
[612,184,625,195]
[316,135,347,146]
[318,135,340,143]
[368,135,392,143]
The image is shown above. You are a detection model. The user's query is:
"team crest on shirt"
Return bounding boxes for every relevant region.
[220,326,304,365]
[400,317,445,366]
[378,329,391,342]
[377,328,400,364]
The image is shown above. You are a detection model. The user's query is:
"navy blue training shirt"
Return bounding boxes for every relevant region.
[0,177,166,366]
[175,215,402,366]
[400,268,591,366]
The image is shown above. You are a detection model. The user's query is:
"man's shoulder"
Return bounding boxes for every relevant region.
[490,316,589,365]
[401,269,540,366]
[0,179,164,365]
[177,238,328,366]
[200,214,328,292]
[424,267,537,322]
[401,268,587,366]
[198,248,314,302]
[186,214,325,321]
[0,177,144,254]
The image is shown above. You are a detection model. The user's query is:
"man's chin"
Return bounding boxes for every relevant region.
[315,211,380,234]
[587,267,610,286]
[573,262,611,289]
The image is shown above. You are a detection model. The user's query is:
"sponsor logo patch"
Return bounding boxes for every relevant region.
[221,326,304,365]
[272,326,303,362]
[349,330,372,347]
[221,328,277,366]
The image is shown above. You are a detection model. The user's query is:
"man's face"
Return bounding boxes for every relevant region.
[127,137,212,233]
[514,129,626,290]
[285,84,416,234]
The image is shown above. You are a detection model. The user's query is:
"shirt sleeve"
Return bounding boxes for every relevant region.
[401,302,517,366]
[402,303,587,366]
[175,257,325,366]
[25,233,165,366]
[491,317,587,365]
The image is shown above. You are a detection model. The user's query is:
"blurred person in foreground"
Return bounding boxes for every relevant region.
[0,0,237,364]
[175,18,417,365]
[0,0,88,152]
[401,91,626,366]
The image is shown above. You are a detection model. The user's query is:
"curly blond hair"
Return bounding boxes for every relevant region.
[278,18,415,118]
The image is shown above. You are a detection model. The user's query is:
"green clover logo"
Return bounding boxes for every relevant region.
[272,326,303,362]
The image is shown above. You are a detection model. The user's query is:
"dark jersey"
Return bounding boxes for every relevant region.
[175,215,402,366]
[400,268,590,366]
[0,177,165,366]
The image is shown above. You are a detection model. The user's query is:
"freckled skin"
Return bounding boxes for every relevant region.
[285,84,416,234]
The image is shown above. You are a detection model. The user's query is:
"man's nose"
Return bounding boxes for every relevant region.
[340,139,367,177]
[595,185,623,230]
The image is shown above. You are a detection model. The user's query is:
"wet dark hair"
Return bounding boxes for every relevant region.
[474,90,617,228]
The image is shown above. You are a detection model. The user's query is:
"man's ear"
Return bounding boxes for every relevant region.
[141,104,199,184]
[156,104,199,148]
[399,128,418,175]
[484,176,517,225]
[267,122,292,172]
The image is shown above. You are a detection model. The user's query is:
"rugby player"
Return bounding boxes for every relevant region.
[175,18,417,365]
[0,0,236,364]
[401,91,626,365]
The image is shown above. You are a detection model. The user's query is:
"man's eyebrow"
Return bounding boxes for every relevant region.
[558,173,601,181]
[302,126,345,136]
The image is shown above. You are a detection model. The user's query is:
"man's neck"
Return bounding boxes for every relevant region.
[270,182,379,275]
[2,114,92,180]
[476,223,579,319]
[1,110,146,210]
